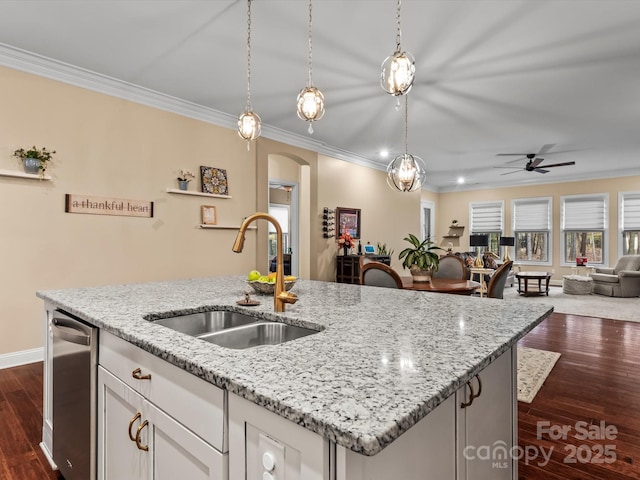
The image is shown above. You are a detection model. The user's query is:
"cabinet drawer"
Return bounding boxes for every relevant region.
[99,331,226,452]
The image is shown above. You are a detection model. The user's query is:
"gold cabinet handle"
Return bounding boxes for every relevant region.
[135,420,149,452]
[132,367,151,380]
[128,412,142,442]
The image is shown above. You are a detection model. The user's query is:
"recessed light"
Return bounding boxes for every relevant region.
[457,177,465,184]
[380,149,389,158]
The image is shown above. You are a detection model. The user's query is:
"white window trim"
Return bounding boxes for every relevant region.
[619,191,640,256]
[511,196,553,267]
[560,193,608,267]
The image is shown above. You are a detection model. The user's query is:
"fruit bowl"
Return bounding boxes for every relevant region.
[247,279,296,295]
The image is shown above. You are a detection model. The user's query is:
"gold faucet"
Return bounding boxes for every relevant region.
[233,213,298,312]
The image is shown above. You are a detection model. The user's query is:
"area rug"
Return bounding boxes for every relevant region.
[517,346,561,403]
[503,285,640,322]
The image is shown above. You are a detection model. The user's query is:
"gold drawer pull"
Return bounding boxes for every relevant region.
[128,412,141,442]
[132,367,151,380]
[135,420,149,451]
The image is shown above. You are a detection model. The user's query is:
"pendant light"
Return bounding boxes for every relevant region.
[296,0,324,134]
[238,0,261,148]
[380,0,415,108]
[387,96,426,192]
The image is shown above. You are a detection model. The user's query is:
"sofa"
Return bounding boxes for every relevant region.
[590,255,640,297]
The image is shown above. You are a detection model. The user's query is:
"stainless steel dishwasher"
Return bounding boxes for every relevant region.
[51,309,98,480]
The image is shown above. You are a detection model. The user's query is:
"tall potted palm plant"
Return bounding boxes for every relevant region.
[399,234,443,282]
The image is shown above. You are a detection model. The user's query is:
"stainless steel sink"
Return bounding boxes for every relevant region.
[200,322,318,349]
[150,311,320,349]
[152,311,259,336]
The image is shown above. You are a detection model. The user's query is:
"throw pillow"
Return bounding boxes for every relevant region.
[483,254,498,269]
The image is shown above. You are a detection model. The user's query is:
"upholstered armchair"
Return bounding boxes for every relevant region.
[590,255,640,297]
[359,260,404,289]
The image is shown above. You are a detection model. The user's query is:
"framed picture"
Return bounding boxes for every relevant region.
[336,207,361,239]
[200,166,229,195]
[201,205,217,225]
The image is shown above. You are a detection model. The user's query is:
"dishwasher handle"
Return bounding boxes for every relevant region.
[52,316,92,346]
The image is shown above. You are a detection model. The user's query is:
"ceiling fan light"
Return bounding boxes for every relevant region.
[381,51,415,96]
[386,153,426,192]
[238,110,261,141]
[296,86,325,122]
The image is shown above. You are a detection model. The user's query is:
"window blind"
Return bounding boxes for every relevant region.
[622,193,640,230]
[514,198,550,231]
[562,195,606,230]
[470,202,503,232]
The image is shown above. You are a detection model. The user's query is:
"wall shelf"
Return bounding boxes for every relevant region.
[198,225,257,230]
[0,169,51,181]
[166,188,232,199]
[443,235,462,238]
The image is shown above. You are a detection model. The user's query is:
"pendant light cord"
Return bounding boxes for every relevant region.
[245,0,253,111]
[307,0,313,86]
[395,0,402,54]
[404,95,409,155]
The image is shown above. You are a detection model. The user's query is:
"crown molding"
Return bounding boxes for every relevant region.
[0,43,383,172]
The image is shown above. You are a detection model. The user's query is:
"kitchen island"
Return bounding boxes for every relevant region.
[38,276,553,480]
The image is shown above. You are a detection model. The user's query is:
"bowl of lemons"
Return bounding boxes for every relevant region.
[246,270,297,295]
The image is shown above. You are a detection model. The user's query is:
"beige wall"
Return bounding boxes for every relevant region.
[436,177,640,281]
[0,67,265,355]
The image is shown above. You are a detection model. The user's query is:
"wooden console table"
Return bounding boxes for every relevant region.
[337,255,390,284]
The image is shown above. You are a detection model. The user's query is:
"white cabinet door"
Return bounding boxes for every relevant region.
[98,366,149,480]
[456,348,515,480]
[149,402,227,480]
[98,367,226,480]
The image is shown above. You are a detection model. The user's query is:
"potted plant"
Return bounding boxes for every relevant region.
[13,145,56,176]
[177,169,195,190]
[399,234,443,282]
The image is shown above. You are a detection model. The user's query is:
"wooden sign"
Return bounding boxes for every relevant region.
[65,194,153,218]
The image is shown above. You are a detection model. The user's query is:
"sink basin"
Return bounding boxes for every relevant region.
[152,311,259,336]
[150,311,320,349]
[200,322,318,349]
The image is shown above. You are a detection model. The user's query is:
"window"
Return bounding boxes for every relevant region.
[512,197,552,263]
[561,194,607,265]
[470,201,503,255]
[621,192,640,255]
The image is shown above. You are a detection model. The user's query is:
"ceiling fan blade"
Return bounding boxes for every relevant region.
[493,166,522,169]
[500,170,524,176]
[530,158,544,168]
[536,144,556,156]
[534,168,549,174]
[496,153,528,156]
[540,161,576,168]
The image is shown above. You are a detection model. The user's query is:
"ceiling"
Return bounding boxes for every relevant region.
[1,0,640,191]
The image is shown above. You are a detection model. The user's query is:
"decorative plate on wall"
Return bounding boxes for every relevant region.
[200,166,229,195]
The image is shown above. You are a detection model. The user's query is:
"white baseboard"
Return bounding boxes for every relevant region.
[39,442,58,471]
[0,347,43,369]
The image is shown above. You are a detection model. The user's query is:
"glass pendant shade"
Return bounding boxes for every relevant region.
[381,51,415,96]
[237,110,261,141]
[297,86,325,122]
[386,153,426,192]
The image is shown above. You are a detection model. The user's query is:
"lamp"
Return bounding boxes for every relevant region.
[296,0,325,134]
[499,236,515,262]
[237,0,261,148]
[380,0,415,108]
[469,234,489,268]
[386,96,426,192]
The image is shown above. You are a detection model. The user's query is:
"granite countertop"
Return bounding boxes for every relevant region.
[37,276,552,456]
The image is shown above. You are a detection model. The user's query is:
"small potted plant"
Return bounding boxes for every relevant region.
[177,169,195,190]
[13,145,56,177]
[398,234,443,282]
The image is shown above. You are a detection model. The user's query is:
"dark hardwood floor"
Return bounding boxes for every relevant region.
[0,312,639,479]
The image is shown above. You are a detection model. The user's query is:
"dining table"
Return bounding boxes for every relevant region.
[401,277,482,295]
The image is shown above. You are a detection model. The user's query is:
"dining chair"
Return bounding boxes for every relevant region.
[486,261,513,299]
[432,255,467,280]
[359,260,404,289]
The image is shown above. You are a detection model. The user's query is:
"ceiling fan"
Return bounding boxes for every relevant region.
[494,144,575,175]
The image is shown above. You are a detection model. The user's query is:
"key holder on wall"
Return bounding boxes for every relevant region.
[322,207,335,238]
